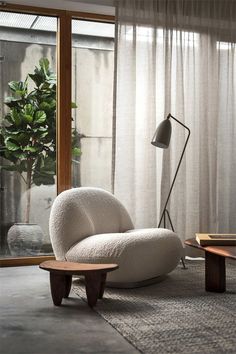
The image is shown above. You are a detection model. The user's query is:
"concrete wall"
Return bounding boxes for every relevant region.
[72,45,113,190]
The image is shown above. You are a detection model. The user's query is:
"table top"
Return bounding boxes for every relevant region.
[185,238,236,260]
[40,260,119,274]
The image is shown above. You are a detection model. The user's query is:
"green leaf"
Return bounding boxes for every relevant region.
[10,108,21,126]
[24,115,33,123]
[34,111,46,124]
[39,99,56,111]
[23,146,38,152]
[4,96,22,108]
[39,102,51,111]
[0,165,19,172]
[33,127,47,133]
[72,147,81,157]
[47,76,56,85]
[24,103,34,116]
[13,151,28,159]
[8,80,27,96]
[39,58,49,73]
[71,102,78,109]
[7,133,27,145]
[28,73,44,87]
[3,150,17,161]
[8,81,21,92]
[17,132,29,143]
[22,104,35,123]
[39,131,48,138]
[5,139,20,151]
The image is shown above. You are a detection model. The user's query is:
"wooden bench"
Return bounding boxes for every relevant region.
[39,260,118,307]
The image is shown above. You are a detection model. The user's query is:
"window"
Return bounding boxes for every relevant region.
[71,20,115,191]
[0,11,57,258]
[0,8,115,264]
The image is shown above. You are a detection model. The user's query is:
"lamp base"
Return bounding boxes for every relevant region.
[181,257,187,269]
[159,208,187,269]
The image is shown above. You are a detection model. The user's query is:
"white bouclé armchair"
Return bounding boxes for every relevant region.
[49,187,183,288]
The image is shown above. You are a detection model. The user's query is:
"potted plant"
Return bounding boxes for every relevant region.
[0,58,81,255]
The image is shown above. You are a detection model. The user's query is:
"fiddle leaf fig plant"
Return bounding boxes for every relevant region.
[0,58,80,223]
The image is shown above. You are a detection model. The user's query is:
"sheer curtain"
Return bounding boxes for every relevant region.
[113,0,236,245]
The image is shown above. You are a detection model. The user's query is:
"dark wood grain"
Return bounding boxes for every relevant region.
[40,260,118,307]
[185,238,235,293]
[0,4,115,22]
[64,275,72,298]
[0,255,55,267]
[40,260,118,274]
[50,273,66,306]
[184,238,236,259]
[205,252,225,292]
[99,273,107,299]
[85,272,102,307]
[57,12,72,194]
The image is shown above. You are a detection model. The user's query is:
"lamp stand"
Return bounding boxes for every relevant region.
[158,114,191,269]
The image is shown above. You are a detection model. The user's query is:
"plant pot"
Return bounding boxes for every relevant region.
[7,223,44,257]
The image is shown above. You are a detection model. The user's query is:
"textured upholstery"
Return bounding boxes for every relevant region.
[49,187,183,286]
[49,187,133,260]
[66,228,183,283]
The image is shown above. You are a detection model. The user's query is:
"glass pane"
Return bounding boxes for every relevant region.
[71,20,114,191]
[0,11,37,29]
[0,11,57,258]
[72,20,114,37]
[32,16,58,32]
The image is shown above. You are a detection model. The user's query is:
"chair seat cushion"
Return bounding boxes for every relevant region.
[65,228,183,283]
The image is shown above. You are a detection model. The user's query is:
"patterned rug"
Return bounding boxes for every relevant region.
[73,260,236,354]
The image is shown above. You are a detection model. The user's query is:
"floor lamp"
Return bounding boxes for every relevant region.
[151,113,191,269]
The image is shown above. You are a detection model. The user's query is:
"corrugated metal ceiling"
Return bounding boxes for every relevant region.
[0,12,114,37]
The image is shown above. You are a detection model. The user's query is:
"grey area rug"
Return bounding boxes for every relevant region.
[73,260,236,354]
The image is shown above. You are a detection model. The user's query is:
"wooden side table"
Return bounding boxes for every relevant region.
[40,260,118,308]
[185,238,236,292]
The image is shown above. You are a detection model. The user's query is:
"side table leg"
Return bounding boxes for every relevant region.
[85,272,101,308]
[205,252,226,292]
[50,272,66,306]
[99,273,107,299]
[64,275,72,298]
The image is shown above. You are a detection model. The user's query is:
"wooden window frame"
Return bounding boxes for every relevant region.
[0,3,114,266]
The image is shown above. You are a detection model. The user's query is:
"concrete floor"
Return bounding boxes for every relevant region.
[0,266,139,354]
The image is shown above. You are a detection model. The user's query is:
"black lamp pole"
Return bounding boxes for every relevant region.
[151,113,191,268]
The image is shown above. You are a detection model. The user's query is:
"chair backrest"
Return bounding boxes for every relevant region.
[49,187,134,260]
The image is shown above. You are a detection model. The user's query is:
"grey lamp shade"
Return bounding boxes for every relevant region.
[151,119,172,149]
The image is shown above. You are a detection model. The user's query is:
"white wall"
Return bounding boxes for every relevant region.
[2,0,115,15]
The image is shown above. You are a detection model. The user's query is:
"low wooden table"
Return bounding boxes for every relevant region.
[40,260,118,308]
[185,238,236,292]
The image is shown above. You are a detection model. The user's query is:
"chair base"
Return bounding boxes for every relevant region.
[106,274,167,289]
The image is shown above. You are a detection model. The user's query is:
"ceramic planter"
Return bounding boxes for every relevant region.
[7,223,44,256]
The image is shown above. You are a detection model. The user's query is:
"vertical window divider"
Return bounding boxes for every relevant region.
[57,12,72,194]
